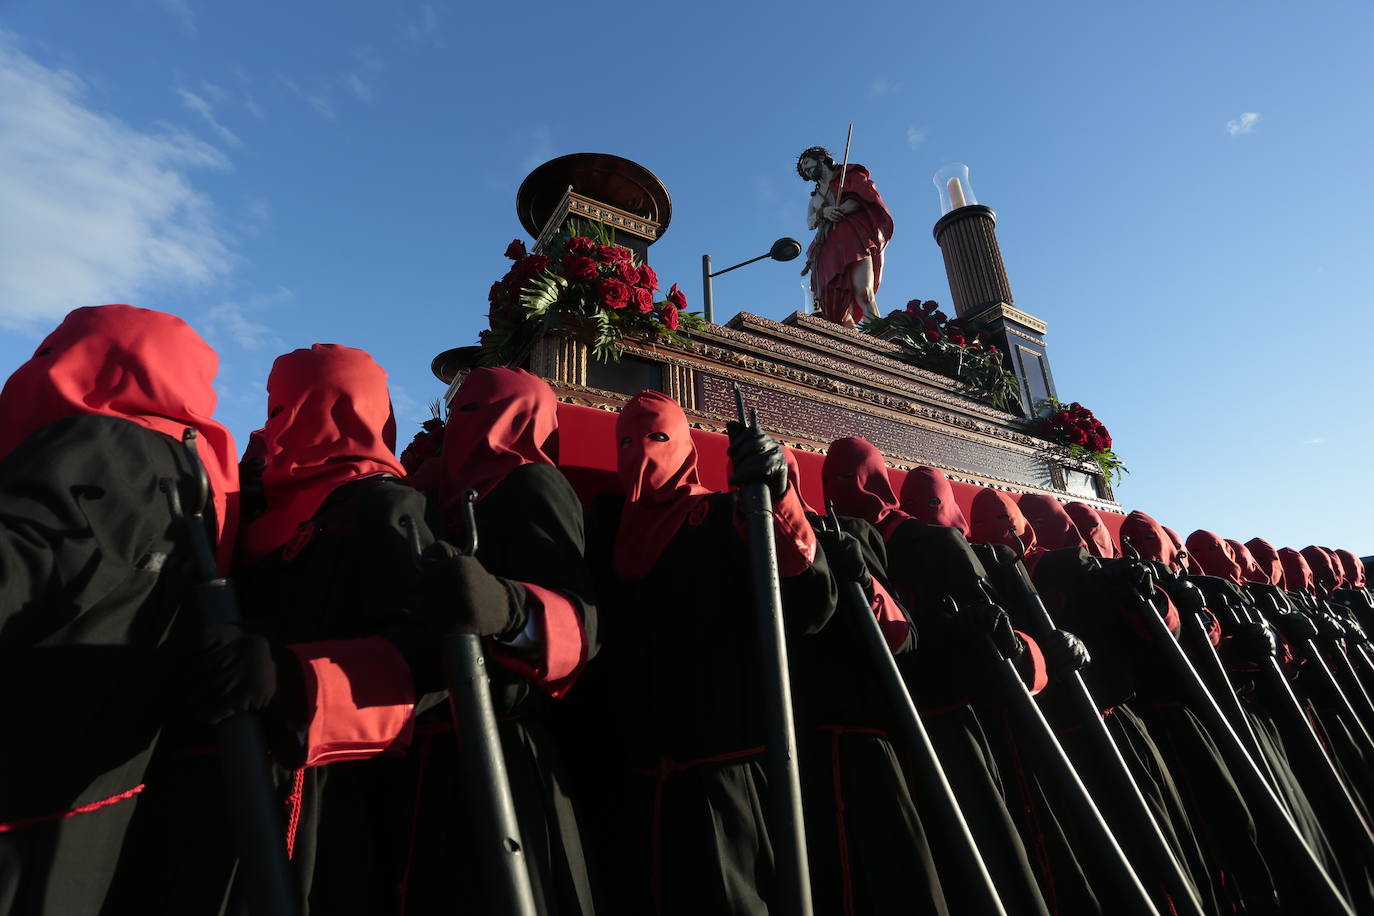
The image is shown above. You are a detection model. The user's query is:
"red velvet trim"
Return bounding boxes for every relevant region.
[869,579,911,654]
[488,583,587,699]
[284,767,305,859]
[772,484,818,576]
[291,636,417,768]
[1017,631,1050,695]
[0,783,144,833]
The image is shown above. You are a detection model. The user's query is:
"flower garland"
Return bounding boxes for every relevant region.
[860,299,1021,412]
[399,414,444,474]
[1034,397,1128,484]
[480,220,701,366]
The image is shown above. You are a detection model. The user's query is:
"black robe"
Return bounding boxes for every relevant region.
[578,491,836,915]
[397,462,599,916]
[794,514,947,916]
[879,518,1052,916]
[0,416,204,915]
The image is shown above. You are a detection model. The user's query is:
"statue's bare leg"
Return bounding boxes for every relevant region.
[849,257,878,322]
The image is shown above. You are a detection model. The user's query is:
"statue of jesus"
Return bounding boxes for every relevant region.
[797,145,894,327]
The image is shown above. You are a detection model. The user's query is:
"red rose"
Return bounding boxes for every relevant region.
[566,236,595,255]
[921,300,939,313]
[1102,435,1113,450]
[597,244,632,263]
[659,305,680,330]
[987,344,998,354]
[666,283,688,311]
[1069,402,1083,411]
[921,318,938,332]
[513,253,549,277]
[948,334,966,346]
[488,281,502,303]
[504,239,527,260]
[932,310,948,323]
[1053,411,1073,426]
[923,330,939,342]
[1087,435,1106,452]
[596,277,631,309]
[616,262,642,285]
[638,264,659,291]
[631,287,654,312]
[905,299,922,314]
[1069,428,1089,446]
[421,418,444,434]
[561,254,599,282]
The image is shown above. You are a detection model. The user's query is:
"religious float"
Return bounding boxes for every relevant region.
[426,152,1129,540]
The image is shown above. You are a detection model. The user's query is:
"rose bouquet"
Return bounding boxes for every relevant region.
[860,300,1021,412]
[480,220,701,366]
[1034,397,1128,484]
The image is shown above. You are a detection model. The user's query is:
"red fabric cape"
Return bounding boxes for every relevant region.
[821,437,909,539]
[613,391,712,582]
[1245,538,1287,591]
[1119,511,1178,568]
[1064,501,1119,559]
[968,488,1039,560]
[1279,548,1315,594]
[1018,495,1087,552]
[1335,549,1366,589]
[1186,530,1243,585]
[807,164,893,325]
[0,304,239,571]
[897,466,969,536]
[241,344,404,565]
[441,367,558,517]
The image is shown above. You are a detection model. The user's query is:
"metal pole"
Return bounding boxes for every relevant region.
[162,430,298,916]
[702,254,714,325]
[733,383,812,916]
[977,549,1206,916]
[828,512,1009,916]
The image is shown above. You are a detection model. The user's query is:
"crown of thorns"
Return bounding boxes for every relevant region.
[796,146,835,178]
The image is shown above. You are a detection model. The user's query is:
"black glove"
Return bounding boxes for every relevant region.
[1044,628,1091,673]
[415,541,528,639]
[1228,621,1278,667]
[186,621,279,726]
[1278,611,1319,642]
[1315,612,1349,643]
[815,527,872,596]
[726,421,788,500]
[948,594,1024,660]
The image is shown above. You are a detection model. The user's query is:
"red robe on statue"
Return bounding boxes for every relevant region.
[807,164,894,325]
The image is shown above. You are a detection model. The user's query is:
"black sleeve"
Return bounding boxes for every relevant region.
[474,463,600,660]
[0,416,191,658]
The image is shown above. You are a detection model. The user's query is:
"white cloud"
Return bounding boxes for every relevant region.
[0,34,234,328]
[177,87,241,146]
[1302,437,1326,445]
[156,0,195,34]
[906,126,927,150]
[199,288,289,352]
[1226,111,1260,136]
[244,95,265,119]
[344,73,374,103]
[405,5,441,44]
[280,76,335,120]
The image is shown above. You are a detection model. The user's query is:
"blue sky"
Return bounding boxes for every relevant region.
[1,0,1371,553]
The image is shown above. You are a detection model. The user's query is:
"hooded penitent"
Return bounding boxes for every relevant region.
[440,367,558,516]
[782,447,820,515]
[1225,539,1269,586]
[820,437,909,538]
[1300,546,1342,594]
[1064,501,1119,559]
[613,391,713,581]
[1335,549,1366,590]
[1018,494,1087,551]
[897,465,970,535]
[0,304,239,569]
[1245,539,1287,591]
[1279,548,1315,594]
[967,488,1038,558]
[1186,530,1244,585]
[1119,510,1178,568]
[1161,526,1201,575]
[241,344,405,565]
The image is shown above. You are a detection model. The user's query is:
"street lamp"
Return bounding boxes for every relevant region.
[701,237,803,325]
